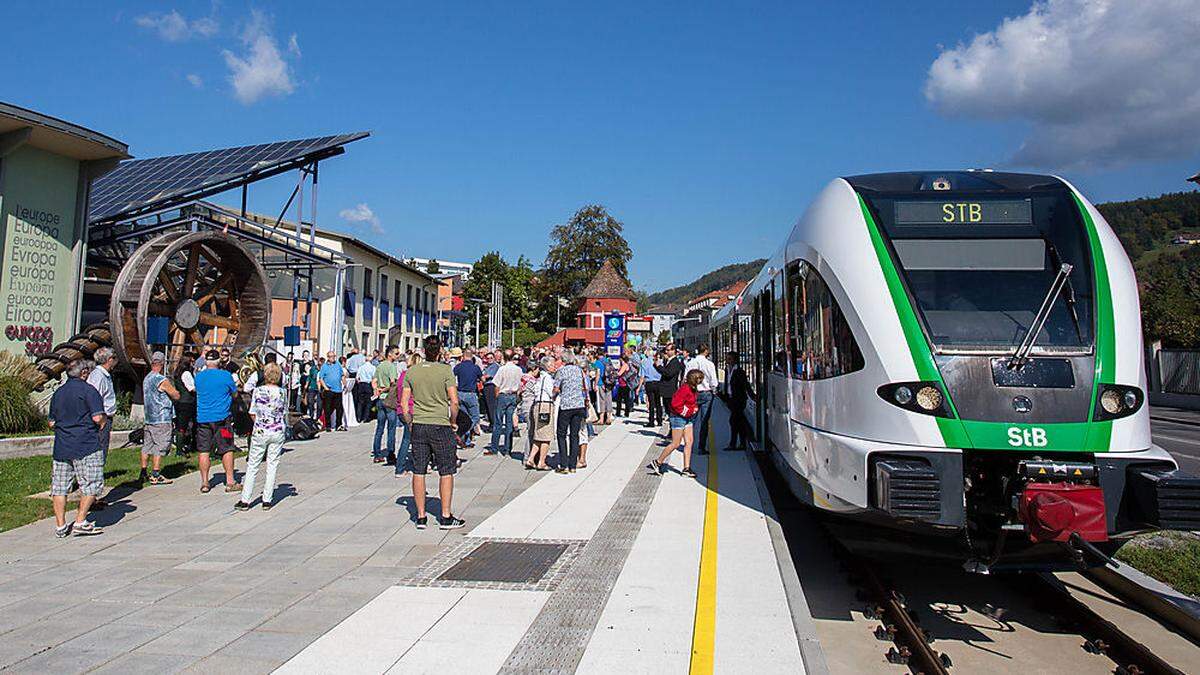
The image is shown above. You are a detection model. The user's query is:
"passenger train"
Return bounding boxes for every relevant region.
[709,171,1199,570]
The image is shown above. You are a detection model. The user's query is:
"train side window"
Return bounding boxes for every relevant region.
[772,278,787,373]
[787,261,864,380]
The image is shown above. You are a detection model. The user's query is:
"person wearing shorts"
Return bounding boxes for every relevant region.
[194,349,240,493]
[141,352,180,485]
[48,359,107,537]
[401,335,465,531]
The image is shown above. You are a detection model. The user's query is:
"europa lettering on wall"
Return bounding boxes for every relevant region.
[0,145,81,358]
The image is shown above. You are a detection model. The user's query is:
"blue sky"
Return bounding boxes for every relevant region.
[3,1,1197,291]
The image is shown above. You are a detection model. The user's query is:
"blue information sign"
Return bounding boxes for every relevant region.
[604,313,625,357]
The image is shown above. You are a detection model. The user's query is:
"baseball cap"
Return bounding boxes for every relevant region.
[151,351,166,363]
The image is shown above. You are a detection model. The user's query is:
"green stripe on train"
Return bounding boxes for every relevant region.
[858,195,970,448]
[1073,193,1115,452]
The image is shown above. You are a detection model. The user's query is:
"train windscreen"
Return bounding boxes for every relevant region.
[862,190,1095,353]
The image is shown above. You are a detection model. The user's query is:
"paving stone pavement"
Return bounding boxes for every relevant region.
[0,423,544,674]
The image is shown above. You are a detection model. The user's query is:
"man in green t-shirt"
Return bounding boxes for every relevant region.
[372,346,402,465]
[401,335,463,530]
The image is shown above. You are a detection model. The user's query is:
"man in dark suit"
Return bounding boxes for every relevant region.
[721,351,754,450]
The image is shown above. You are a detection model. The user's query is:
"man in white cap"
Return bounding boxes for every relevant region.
[141,352,180,485]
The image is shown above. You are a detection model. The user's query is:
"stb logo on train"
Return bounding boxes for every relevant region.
[1007,426,1048,448]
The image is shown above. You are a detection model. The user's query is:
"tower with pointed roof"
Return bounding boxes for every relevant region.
[537,259,639,347]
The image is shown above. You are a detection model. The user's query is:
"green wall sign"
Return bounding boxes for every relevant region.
[0,144,81,357]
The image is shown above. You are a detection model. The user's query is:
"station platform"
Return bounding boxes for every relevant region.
[0,402,819,674]
[279,403,813,674]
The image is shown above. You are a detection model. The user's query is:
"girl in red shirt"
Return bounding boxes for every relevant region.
[647,369,703,478]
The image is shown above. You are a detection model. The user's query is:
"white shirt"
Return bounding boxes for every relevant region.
[242,371,259,393]
[686,354,718,393]
[181,371,196,392]
[87,364,117,416]
[492,363,523,394]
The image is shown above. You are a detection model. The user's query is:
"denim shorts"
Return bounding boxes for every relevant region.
[669,414,693,430]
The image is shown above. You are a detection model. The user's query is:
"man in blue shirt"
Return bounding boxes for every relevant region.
[195,348,240,493]
[319,351,346,431]
[48,359,107,537]
[453,349,483,446]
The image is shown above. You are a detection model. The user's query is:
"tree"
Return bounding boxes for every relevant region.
[461,252,534,335]
[1141,246,1200,347]
[502,326,550,349]
[534,204,633,330]
[426,259,441,274]
[657,329,672,345]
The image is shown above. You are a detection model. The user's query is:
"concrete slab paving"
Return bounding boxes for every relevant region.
[0,420,544,673]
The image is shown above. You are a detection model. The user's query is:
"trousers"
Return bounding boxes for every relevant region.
[373,405,398,458]
[556,407,585,470]
[491,393,517,452]
[241,429,284,505]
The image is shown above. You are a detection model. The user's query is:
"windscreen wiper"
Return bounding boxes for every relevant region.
[1046,241,1083,344]
[1009,263,1073,370]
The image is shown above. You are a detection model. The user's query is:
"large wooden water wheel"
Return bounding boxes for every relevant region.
[23,231,271,389]
[108,230,271,371]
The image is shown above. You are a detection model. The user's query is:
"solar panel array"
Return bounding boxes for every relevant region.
[88,132,368,223]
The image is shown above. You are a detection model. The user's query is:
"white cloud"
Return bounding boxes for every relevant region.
[186,73,204,89]
[924,0,1200,169]
[221,10,296,105]
[287,34,302,58]
[135,10,218,41]
[340,203,384,235]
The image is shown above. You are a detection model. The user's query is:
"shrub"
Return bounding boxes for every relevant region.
[0,376,47,435]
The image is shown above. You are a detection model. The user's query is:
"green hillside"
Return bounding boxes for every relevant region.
[645,259,765,311]
[1098,191,1200,264]
[1099,190,1200,347]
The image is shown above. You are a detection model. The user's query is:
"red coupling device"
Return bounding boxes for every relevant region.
[1019,482,1108,543]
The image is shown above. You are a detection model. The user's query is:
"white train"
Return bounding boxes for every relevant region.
[710,171,1199,569]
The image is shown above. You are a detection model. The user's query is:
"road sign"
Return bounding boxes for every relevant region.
[604,313,625,357]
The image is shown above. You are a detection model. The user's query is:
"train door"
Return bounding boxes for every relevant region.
[752,294,767,447]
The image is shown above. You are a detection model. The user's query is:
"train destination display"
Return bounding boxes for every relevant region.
[895,198,1032,226]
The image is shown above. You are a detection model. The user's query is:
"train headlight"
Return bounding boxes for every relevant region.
[877,382,952,417]
[1100,390,1122,415]
[1122,390,1138,410]
[916,386,942,411]
[1095,384,1143,421]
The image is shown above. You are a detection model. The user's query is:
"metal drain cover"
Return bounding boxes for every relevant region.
[437,541,568,583]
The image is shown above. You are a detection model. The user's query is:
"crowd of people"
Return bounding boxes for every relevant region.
[45,334,754,537]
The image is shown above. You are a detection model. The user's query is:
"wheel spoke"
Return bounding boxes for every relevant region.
[182,244,201,297]
[195,269,235,305]
[198,312,239,331]
[157,270,180,304]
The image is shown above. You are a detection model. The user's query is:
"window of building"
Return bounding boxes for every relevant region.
[361,331,369,351]
[786,261,864,380]
[380,274,389,303]
[363,268,374,298]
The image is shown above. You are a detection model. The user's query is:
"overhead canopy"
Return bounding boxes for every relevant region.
[88,131,368,224]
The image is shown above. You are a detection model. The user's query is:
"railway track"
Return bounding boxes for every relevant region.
[753,451,1200,674]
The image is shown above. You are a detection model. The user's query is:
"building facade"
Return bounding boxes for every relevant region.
[410,257,473,277]
[0,102,127,358]
[538,260,648,348]
[315,231,439,354]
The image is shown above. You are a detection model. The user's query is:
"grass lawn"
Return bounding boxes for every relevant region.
[1116,530,1200,598]
[0,447,201,533]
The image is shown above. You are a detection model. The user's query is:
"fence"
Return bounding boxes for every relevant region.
[1158,349,1200,395]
